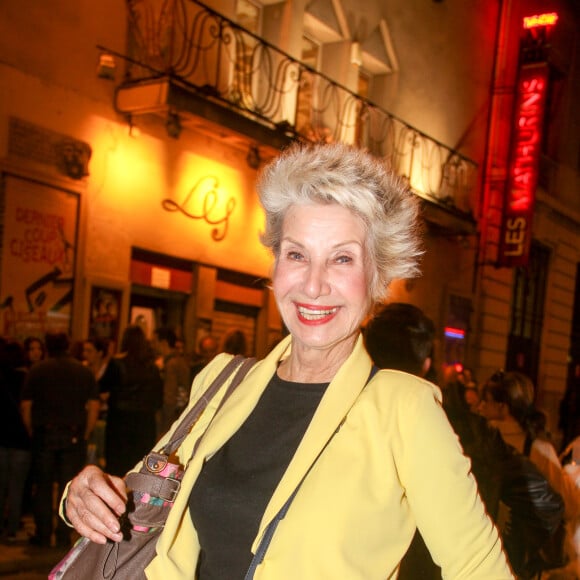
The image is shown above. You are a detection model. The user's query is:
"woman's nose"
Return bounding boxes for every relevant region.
[302,263,330,298]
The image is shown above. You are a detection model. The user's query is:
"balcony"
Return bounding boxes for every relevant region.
[105,0,477,233]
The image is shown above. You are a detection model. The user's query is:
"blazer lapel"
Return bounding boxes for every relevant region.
[255,335,373,545]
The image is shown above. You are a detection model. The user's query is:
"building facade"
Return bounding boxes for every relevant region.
[1,0,578,435]
[475,0,580,436]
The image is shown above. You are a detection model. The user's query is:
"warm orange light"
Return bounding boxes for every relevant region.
[523,12,558,30]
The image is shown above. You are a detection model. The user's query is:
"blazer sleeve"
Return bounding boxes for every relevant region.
[396,384,512,579]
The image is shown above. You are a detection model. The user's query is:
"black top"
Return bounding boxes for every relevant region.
[97,358,123,396]
[96,358,123,420]
[189,372,327,579]
[109,356,162,414]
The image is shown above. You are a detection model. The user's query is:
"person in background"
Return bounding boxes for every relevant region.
[23,336,46,369]
[479,371,580,577]
[461,367,481,412]
[0,340,30,542]
[63,143,511,578]
[153,326,192,437]
[21,332,99,548]
[189,334,219,382]
[175,337,185,356]
[221,328,248,356]
[68,339,85,362]
[82,338,122,468]
[20,337,46,526]
[364,302,435,377]
[106,325,163,477]
[479,371,578,510]
[559,361,580,457]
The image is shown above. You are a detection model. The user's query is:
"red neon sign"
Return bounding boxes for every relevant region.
[523,12,558,30]
[444,327,465,339]
[497,63,549,268]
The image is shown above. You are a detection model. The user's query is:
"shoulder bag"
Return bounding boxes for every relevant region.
[50,355,256,580]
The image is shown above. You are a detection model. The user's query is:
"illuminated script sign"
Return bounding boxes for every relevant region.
[161,176,235,241]
[497,63,548,268]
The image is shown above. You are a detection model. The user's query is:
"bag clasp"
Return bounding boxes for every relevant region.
[144,453,168,474]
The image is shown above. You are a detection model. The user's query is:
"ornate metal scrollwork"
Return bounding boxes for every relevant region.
[125,0,477,219]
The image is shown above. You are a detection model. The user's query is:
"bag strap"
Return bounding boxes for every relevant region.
[244,365,379,580]
[125,356,256,495]
[163,355,256,455]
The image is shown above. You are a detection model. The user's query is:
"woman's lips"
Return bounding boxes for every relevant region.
[296,304,339,324]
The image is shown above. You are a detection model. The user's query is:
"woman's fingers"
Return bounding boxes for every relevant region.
[66,465,128,544]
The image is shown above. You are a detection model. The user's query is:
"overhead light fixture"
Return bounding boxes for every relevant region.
[246,144,261,169]
[166,112,182,139]
[97,52,116,80]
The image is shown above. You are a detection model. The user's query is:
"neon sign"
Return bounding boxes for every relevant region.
[497,63,549,267]
[523,12,558,30]
[444,327,465,340]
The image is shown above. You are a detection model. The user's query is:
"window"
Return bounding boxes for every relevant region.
[235,0,260,34]
[295,35,321,138]
[232,0,262,109]
[506,241,550,384]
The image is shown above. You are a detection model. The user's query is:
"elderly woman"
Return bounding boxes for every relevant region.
[63,143,511,578]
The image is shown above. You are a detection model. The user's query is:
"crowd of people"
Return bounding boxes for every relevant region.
[0,143,578,579]
[0,335,45,544]
[0,325,248,549]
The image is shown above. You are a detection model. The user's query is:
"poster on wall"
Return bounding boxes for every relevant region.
[0,174,79,341]
[130,306,155,340]
[88,286,122,347]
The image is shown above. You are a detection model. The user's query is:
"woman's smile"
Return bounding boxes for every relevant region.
[295,303,339,324]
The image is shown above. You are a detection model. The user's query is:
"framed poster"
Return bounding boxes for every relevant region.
[0,173,79,341]
[88,285,122,345]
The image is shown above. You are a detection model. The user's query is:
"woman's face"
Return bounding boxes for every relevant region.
[273,203,372,358]
[478,390,504,421]
[27,340,44,363]
[82,342,102,367]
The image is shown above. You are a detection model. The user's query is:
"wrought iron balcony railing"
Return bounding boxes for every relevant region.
[117,0,477,220]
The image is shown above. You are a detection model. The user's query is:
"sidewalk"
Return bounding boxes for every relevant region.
[0,517,70,577]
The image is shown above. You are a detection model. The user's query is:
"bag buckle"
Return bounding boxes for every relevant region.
[160,477,181,502]
[144,453,168,474]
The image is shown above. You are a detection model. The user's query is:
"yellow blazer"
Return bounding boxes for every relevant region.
[145,334,512,579]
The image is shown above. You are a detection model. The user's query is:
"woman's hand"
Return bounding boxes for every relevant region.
[65,465,128,544]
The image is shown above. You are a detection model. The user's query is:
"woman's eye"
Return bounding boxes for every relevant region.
[335,254,353,264]
[287,250,304,261]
